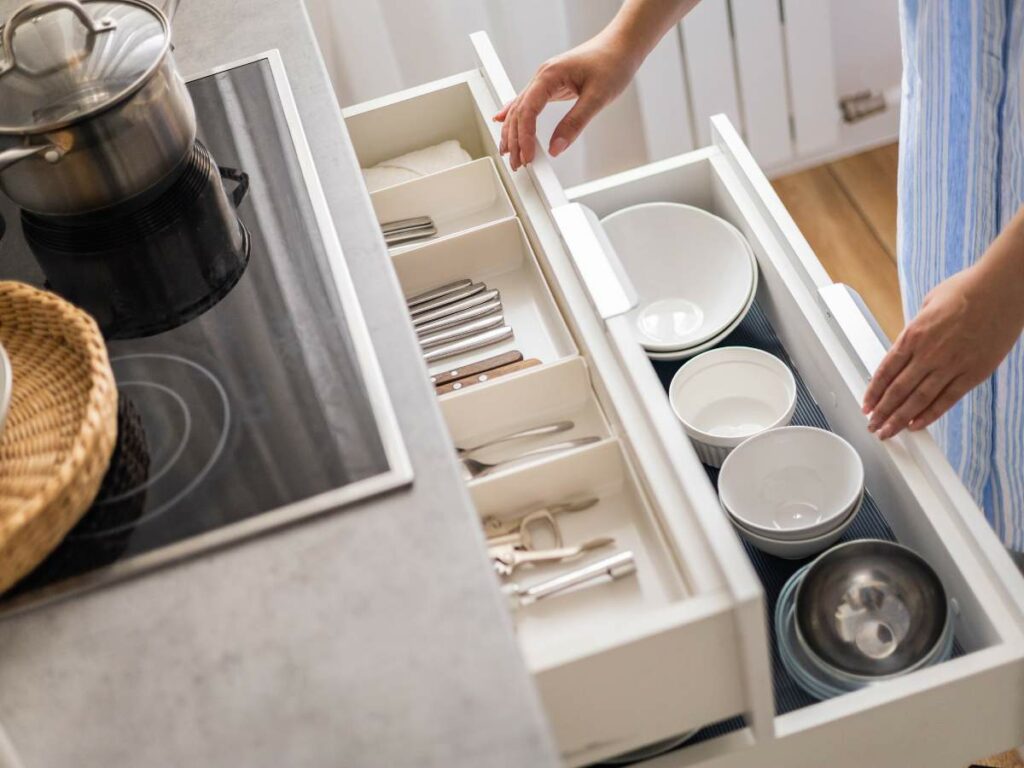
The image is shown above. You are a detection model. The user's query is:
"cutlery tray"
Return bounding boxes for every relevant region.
[390,217,576,374]
[370,158,515,253]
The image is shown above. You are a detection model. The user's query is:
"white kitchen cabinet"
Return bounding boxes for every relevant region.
[342,32,1024,768]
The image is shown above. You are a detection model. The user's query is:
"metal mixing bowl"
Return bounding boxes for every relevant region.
[794,540,948,677]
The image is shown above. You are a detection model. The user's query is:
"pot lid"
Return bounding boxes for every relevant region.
[0,0,169,134]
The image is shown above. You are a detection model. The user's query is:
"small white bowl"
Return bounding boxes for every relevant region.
[669,347,796,466]
[718,426,865,540]
[0,341,10,436]
[600,203,757,352]
[728,489,863,543]
[727,499,858,559]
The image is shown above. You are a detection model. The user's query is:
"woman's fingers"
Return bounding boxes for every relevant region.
[509,73,558,167]
[865,350,924,432]
[508,107,521,170]
[549,92,603,156]
[908,376,969,431]
[874,370,947,439]
[862,336,913,414]
[493,101,513,123]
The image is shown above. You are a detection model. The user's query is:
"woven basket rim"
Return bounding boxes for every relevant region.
[0,280,118,542]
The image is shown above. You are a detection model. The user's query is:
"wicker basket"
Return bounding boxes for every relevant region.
[0,281,118,593]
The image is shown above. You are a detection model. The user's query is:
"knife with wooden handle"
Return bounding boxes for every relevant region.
[419,313,505,350]
[415,298,502,336]
[406,278,472,308]
[412,288,499,326]
[423,326,513,364]
[430,350,523,386]
[435,359,541,395]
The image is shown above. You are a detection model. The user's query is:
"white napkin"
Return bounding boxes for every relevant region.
[362,139,472,192]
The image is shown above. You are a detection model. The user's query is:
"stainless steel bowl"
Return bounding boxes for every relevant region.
[794,539,948,677]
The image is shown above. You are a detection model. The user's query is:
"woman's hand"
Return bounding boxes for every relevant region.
[862,220,1024,439]
[494,33,640,171]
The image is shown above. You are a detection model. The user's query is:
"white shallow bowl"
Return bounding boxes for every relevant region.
[601,203,757,352]
[729,489,862,541]
[669,347,796,467]
[727,497,859,559]
[645,264,758,361]
[718,426,865,540]
[0,341,10,436]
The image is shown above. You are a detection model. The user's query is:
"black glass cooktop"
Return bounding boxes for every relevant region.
[0,55,408,609]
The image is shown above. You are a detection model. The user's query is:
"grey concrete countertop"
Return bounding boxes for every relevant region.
[0,1,558,766]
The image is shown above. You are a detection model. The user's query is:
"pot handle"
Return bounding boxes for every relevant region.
[0,0,118,78]
[0,144,62,172]
[218,166,250,208]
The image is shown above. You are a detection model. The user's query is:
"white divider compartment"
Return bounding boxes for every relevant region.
[439,356,610,466]
[390,217,576,374]
[370,158,515,253]
[470,439,745,765]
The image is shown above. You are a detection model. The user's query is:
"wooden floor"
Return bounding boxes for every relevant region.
[772,142,904,340]
[772,144,1023,768]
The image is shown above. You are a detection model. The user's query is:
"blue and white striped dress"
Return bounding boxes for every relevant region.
[899,0,1024,550]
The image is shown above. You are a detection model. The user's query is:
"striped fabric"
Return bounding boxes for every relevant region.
[899,0,1024,550]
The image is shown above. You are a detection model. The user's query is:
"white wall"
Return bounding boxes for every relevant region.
[308,0,903,185]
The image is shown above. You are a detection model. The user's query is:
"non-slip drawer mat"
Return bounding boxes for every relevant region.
[648,298,963,729]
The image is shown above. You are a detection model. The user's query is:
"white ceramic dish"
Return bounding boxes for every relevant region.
[644,265,758,362]
[600,203,757,352]
[728,489,861,541]
[718,426,865,540]
[727,495,859,559]
[669,347,796,467]
[0,341,10,437]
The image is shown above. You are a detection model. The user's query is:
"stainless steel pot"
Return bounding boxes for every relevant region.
[0,0,195,215]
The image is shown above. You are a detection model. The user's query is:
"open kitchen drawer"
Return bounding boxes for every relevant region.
[342,32,1024,768]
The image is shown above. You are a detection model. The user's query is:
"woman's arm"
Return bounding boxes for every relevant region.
[862,206,1024,439]
[495,0,700,170]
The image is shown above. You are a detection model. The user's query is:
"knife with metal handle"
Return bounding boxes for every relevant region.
[410,282,487,318]
[423,325,513,364]
[415,298,502,336]
[385,224,437,246]
[383,216,433,234]
[419,313,505,350]
[406,278,472,308]
[430,350,523,387]
[502,550,637,608]
[457,420,575,456]
[435,358,540,395]
[412,288,498,326]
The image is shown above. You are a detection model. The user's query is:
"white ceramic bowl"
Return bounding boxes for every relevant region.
[600,203,757,352]
[0,341,10,436]
[718,426,865,540]
[669,347,797,466]
[727,499,858,559]
[728,489,863,542]
[645,263,758,361]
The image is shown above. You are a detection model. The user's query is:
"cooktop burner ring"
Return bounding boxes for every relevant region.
[93,381,191,504]
[72,353,231,539]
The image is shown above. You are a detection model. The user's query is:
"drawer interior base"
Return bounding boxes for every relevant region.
[649,298,965,718]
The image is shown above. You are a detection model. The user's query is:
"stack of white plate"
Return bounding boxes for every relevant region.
[600,203,758,360]
[668,346,797,466]
[718,427,865,559]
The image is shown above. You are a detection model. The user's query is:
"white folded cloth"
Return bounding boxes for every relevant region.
[362,139,472,192]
